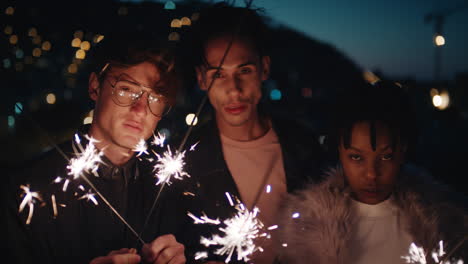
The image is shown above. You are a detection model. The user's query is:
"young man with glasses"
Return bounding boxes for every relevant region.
[6,32,186,264]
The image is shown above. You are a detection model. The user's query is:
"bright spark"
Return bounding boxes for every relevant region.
[151,132,166,147]
[190,193,269,263]
[51,194,58,218]
[266,184,271,193]
[78,190,98,205]
[67,135,104,179]
[18,185,43,225]
[188,212,221,225]
[267,225,278,230]
[292,212,300,219]
[152,147,189,185]
[401,240,464,264]
[194,251,208,260]
[133,138,148,157]
[189,141,199,151]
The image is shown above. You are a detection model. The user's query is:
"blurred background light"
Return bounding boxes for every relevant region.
[74,30,84,39]
[434,35,445,46]
[8,116,15,129]
[71,38,81,47]
[185,113,198,126]
[270,89,282,100]
[32,48,42,57]
[168,32,180,41]
[42,41,52,51]
[181,17,191,26]
[9,35,18,45]
[3,58,12,68]
[164,1,176,10]
[5,6,14,15]
[80,41,91,51]
[28,27,38,37]
[170,19,182,28]
[15,102,23,114]
[75,49,86,59]
[15,49,24,59]
[4,25,13,35]
[46,93,56,104]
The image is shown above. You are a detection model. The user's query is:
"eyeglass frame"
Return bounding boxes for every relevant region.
[98,63,172,117]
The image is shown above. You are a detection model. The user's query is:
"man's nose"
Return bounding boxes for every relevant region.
[131,92,149,115]
[225,75,242,95]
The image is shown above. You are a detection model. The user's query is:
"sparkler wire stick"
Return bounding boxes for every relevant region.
[15,104,145,244]
[440,235,467,263]
[80,175,145,244]
[137,9,243,243]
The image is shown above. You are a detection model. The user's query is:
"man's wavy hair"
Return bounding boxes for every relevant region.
[87,31,180,105]
[186,2,270,69]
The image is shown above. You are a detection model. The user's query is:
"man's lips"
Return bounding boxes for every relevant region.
[123,121,143,132]
[224,104,247,114]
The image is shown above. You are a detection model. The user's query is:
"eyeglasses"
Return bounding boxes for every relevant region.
[106,74,171,117]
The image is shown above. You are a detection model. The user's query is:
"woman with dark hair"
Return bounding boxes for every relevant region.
[278,80,467,264]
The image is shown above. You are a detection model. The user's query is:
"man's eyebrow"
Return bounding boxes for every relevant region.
[237,61,256,68]
[204,61,257,71]
[205,65,222,71]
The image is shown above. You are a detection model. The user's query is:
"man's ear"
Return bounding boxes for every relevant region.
[195,67,207,91]
[88,72,100,101]
[261,55,271,81]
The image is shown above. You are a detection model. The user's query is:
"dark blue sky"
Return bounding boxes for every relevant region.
[167,0,468,81]
[252,0,468,81]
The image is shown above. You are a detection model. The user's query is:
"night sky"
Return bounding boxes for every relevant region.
[213,0,468,81]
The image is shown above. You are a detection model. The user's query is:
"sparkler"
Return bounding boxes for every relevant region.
[17,132,145,244]
[133,138,149,157]
[151,132,166,148]
[137,0,254,245]
[401,240,464,264]
[67,134,104,179]
[188,193,272,263]
[151,146,190,186]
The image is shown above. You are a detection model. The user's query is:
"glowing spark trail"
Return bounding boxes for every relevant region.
[18,185,44,225]
[188,194,270,263]
[401,240,464,264]
[133,138,148,157]
[67,134,104,180]
[152,147,190,185]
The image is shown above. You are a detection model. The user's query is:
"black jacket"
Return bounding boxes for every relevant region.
[5,129,184,264]
[174,116,329,263]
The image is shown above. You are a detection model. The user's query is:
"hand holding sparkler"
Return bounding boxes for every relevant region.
[141,234,186,264]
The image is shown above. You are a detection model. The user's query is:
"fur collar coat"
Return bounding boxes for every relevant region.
[278,164,467,264]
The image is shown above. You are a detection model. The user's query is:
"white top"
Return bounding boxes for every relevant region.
[221,128,287,264]
[349,197,414,264]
